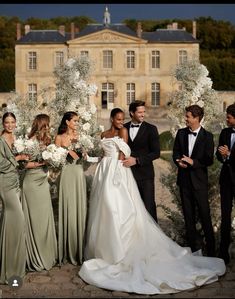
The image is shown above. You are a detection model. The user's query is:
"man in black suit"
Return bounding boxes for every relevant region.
[172,104,215,257]
[216,103,235,264]
[122,100,160,222]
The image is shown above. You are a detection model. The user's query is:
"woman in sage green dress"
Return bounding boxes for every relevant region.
[55,111,87,265]
[21,114,58,271]
[0,112,28,284]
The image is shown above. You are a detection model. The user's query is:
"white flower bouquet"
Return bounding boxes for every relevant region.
[13,136,41,159]
[42,144,68,169]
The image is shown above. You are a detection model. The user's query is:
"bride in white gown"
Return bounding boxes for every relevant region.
[79,108,226,295]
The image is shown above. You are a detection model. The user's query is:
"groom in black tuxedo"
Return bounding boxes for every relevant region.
[216,103,235,264]
[123,100,160,222]
[172,104,215,257]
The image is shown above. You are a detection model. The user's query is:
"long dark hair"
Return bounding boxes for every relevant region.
[28,114,51,145]
[1,112,16,135]
[57,111,78,135]
[2,112,16,123]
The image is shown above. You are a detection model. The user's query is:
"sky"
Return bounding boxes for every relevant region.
[1,3,235,25]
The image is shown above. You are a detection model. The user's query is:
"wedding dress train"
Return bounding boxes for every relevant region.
[79,136,226,295]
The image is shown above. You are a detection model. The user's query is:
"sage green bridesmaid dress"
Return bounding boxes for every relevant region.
[21,163,58,271]
[58,160,87,265]
[0,136,26,284]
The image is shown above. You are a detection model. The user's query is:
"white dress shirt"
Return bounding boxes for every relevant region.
[230,128,235,150]
[129,123,141,141]
[188,126,201,157]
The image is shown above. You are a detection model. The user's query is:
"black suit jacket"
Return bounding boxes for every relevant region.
[124,121,160,180]
[172,127,214,190]
[216,127,235,186]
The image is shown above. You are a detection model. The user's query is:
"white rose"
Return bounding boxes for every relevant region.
[66,58,76,68]
[90,103,97,114]
[197,100,204,107]
[42,151,52,160]
[78,106,86,115]
[82,123,91,132]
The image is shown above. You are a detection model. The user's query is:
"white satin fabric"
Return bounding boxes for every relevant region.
[79,137,226,295]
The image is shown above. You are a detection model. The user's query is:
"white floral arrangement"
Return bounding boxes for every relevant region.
[2,55,102,170]
[49,55,98,126]
[42,144,68,169]
[168,59,224,137]
[13,136,41,160]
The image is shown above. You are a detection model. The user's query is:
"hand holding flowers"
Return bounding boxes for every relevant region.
[42,144,69,169]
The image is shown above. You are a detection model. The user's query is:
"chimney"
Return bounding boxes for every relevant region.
[192,20,197,39]
[71,22,75,39]
[25,24,30,35]
[172,22,178,30]
[59,25,65,36]
[16,23,21,40]
[136,22,142,38]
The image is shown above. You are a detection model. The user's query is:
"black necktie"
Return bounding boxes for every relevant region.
[188,131,197,136]
[131,124,140,128]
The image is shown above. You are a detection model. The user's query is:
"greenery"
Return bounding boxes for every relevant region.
[0,15,235,91]
[159,131,174,151]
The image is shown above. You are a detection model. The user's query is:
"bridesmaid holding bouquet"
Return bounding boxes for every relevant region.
[55,111,87,265]
[0,112,27,284]
[21,114,58,271]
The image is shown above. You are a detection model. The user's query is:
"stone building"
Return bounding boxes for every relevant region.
[15,7,200,111]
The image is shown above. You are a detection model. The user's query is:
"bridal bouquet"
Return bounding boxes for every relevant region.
[13,136,41,160]
[42,144,68,169]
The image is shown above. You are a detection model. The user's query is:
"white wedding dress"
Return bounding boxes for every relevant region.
[79,137,226,295]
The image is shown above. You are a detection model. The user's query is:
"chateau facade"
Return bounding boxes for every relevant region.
[15,8,200,110]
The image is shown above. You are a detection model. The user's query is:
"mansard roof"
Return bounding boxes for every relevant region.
[16,24,199,44]
[142,29,198,43]
[16,30,67,44]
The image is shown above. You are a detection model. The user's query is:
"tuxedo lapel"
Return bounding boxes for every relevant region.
[183,129,189,156]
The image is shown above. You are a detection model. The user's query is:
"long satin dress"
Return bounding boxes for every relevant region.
[79,137,226,295]
[0,136,26,284]
[21,160,58,272]
[58,157,87,266]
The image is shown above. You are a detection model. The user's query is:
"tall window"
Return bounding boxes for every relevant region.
[81,51,89,57]
[179,50,187,64]
[151,83,160,106]
[102,83,114,103]
[126,83,135,104]
[28,52,37,70]
[103,50,113,68]
[127,51,135,69]
[28,84,37,101]
[55,51,64,66]
[151,50,160,68]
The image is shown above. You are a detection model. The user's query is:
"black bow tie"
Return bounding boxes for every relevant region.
[131,124,140,128]
[188,131,197,136]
